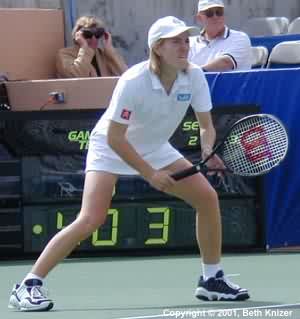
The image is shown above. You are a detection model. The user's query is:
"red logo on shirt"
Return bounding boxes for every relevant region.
[121,109,132,120]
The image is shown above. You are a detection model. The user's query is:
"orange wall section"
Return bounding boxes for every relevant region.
[0,8,64,80]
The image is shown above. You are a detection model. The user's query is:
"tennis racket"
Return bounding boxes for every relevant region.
[172,114,289,181]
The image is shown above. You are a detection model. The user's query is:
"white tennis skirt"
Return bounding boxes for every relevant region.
[85,134,183,175]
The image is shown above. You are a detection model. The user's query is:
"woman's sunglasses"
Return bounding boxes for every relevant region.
[81,27,106,39]
[203,7,224,18]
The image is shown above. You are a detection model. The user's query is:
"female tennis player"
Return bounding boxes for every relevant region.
[9,16,249,311]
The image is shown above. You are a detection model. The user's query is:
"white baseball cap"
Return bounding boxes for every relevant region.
[198,0,224,12]
[148,16,200,49]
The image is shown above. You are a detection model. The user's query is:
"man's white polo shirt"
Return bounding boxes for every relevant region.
[189,26,252,70]
[92,60,212,156]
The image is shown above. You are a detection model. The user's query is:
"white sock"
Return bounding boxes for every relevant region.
[202,263,222,280]
[21,273,44,286]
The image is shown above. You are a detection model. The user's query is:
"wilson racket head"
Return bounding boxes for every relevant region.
[221,114,289,176]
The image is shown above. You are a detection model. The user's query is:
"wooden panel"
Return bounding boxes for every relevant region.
[0,0,60,8]
[6,77,119,111]
[0,8,64,80]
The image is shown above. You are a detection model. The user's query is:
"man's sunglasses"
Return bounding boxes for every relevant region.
[203,7,224,18]
[81,27,106,39]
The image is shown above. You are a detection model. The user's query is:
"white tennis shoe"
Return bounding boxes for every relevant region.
[195,270,250,301]
[8,279,53,311]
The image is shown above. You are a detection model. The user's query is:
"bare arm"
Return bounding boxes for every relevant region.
[201,56,234,72]
[195,111,216,155]
[195,111,225,172]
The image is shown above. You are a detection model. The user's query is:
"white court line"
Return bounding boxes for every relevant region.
[114,302,300,319]
[227,273,240,277]
[115,315,163,319]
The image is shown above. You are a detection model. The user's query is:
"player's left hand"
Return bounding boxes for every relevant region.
[203,153,225,177]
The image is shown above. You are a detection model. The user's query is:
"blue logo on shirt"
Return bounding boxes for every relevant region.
[177,93,191,101]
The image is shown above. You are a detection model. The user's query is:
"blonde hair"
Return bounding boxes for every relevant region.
[72,15,105,44]
[149,40,163,76]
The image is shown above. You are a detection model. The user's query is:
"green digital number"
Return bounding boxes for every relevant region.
[145,207,170,245]
[188,135,198,146]
[92,209,119,246]
[56,211,64,230]
[56,209,119,247]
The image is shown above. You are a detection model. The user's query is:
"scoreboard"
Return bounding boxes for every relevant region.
[0,105,264,256]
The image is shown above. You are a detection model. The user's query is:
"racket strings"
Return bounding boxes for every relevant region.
[222,115,288,176]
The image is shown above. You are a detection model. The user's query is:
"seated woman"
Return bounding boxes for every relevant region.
[56,15,128,78]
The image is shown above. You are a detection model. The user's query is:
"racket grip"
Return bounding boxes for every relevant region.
[171,165,201,181]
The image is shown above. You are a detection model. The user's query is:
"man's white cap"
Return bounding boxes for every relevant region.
[148,16,200,49]
[198,0,224,12]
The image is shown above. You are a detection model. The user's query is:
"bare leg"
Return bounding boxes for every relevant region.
[31,171,118,277]
[164,159,222,264]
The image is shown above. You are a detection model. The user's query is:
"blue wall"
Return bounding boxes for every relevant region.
[206,68,300,249]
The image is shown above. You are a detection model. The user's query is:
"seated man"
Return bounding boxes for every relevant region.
[189,0,252,71]
[56,15,128,78]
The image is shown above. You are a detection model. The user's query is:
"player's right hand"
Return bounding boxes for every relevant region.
[148,170,176,192]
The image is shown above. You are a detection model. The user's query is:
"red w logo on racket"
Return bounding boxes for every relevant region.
[240,126,273,163]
